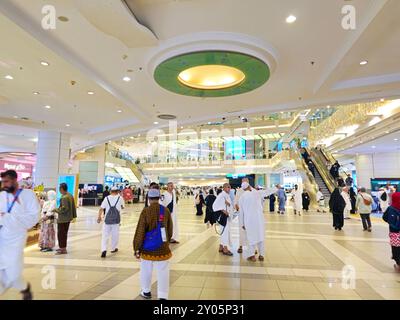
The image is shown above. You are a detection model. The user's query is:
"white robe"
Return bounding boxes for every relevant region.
[341,191,352,218]
[378,190,389,213]
[0,189,40,293]
[234,188,247,246]
[239,188,276,246]
[292,189,302,212]
[161,190,179,241]
[213,191,233,247]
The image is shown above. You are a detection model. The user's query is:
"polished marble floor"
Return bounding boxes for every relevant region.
[1,198,400,300]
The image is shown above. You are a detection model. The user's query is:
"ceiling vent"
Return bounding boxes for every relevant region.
[157,114,177,120]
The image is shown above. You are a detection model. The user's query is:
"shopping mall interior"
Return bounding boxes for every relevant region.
[1,0,400,302]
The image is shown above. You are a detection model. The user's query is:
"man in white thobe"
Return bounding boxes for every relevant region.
[161,182,179,243]
[234,177,252,254]
[291,184,303,216]
[341,186,352,219]
[0,170,40,300]
[97,186,125,258]
[239,182,276,262]
[213,183,234,256]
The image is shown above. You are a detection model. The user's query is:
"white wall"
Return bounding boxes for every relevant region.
[356,152,400,188]
[72,145,106,184]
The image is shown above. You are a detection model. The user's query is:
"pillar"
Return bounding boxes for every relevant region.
[34,131,71,188]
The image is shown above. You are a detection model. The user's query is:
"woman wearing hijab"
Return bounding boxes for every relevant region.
[195,190,205,216]
[383,192,400,272]
[329,187,346,231]
[302,190,311,212]
[269,193,276,212]
[39,190,57,252]
[349,187,357,214]
[204,189,217,227]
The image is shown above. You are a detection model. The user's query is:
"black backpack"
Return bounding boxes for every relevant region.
[105,196,121,225]
[381,192,388,201]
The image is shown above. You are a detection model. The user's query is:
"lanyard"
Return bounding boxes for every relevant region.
[6,189,23,213]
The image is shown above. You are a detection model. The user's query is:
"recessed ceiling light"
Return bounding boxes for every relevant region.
[13,115,18,119]
[4,75,13,80]
[117,110,122,113]
[180,126,184,129]
[153,121,159,125]
[65,124,71,127]
[130,136,134,139]
[87,91,95,95]
[44,105,51,109]
[395,138,399,141]
[123,76,131,82]
[286,15,297,23]
[360,60,368,66]
[40,61,50,66]
[380,98,385,102]
[371,146,376,149]
[138,134,141,137]
[33,91,40,95]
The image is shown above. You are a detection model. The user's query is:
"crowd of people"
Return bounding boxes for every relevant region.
[1,167,400,301]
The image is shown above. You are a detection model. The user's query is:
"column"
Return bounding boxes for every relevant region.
[34,131,71,188]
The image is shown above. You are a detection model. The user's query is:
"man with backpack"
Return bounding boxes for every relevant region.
[355,187,373,232]
[98,186,125,258]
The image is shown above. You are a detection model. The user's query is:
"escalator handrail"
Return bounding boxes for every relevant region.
[306,148,336,193]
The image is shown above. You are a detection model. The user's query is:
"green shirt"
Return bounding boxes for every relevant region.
[55,192,77,223]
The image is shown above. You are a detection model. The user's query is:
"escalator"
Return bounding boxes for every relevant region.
[298,148,333,199]
[307,147,337,195]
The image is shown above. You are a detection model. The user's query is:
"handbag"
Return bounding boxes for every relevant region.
[142,205,165,251]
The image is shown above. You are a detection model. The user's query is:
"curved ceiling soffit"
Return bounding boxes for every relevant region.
[74,0,158,48]
[146,32,280,78]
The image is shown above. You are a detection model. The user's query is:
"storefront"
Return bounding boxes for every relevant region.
[0,159,33,179]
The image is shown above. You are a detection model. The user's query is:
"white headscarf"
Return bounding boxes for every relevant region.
[47,190,57,201]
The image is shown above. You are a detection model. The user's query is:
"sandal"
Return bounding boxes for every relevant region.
[219,245,224,253]
[259,256,265,261]
[247,256,256,262]
[222,250,233,256]
[237,247,243,253]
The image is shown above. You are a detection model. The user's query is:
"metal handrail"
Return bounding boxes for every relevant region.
[289,149,318,206]
[308,148,336,193]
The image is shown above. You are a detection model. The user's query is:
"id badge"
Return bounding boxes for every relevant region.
[161,227,167,242]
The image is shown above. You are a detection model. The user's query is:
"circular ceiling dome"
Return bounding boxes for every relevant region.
[154,51,270,97]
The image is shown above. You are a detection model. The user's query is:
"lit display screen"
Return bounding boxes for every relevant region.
[225,138,246,160]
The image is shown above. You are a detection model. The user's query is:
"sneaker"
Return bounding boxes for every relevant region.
[20,283,33,300]
[140,291,152,299]
[111,248,118,253]
[101,251,107,258]
[367,228,372,232]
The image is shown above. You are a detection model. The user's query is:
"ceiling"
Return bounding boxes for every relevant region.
[0,0,399,153]
[339,131,400,154]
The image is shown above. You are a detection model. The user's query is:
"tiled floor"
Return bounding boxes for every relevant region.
[1,198,400,300]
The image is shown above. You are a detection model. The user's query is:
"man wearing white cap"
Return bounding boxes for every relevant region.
[239,181,276,262]
[160,182,179,244]
[134,187,173,300]
[234,177,252,253]
[98,186,124,258]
